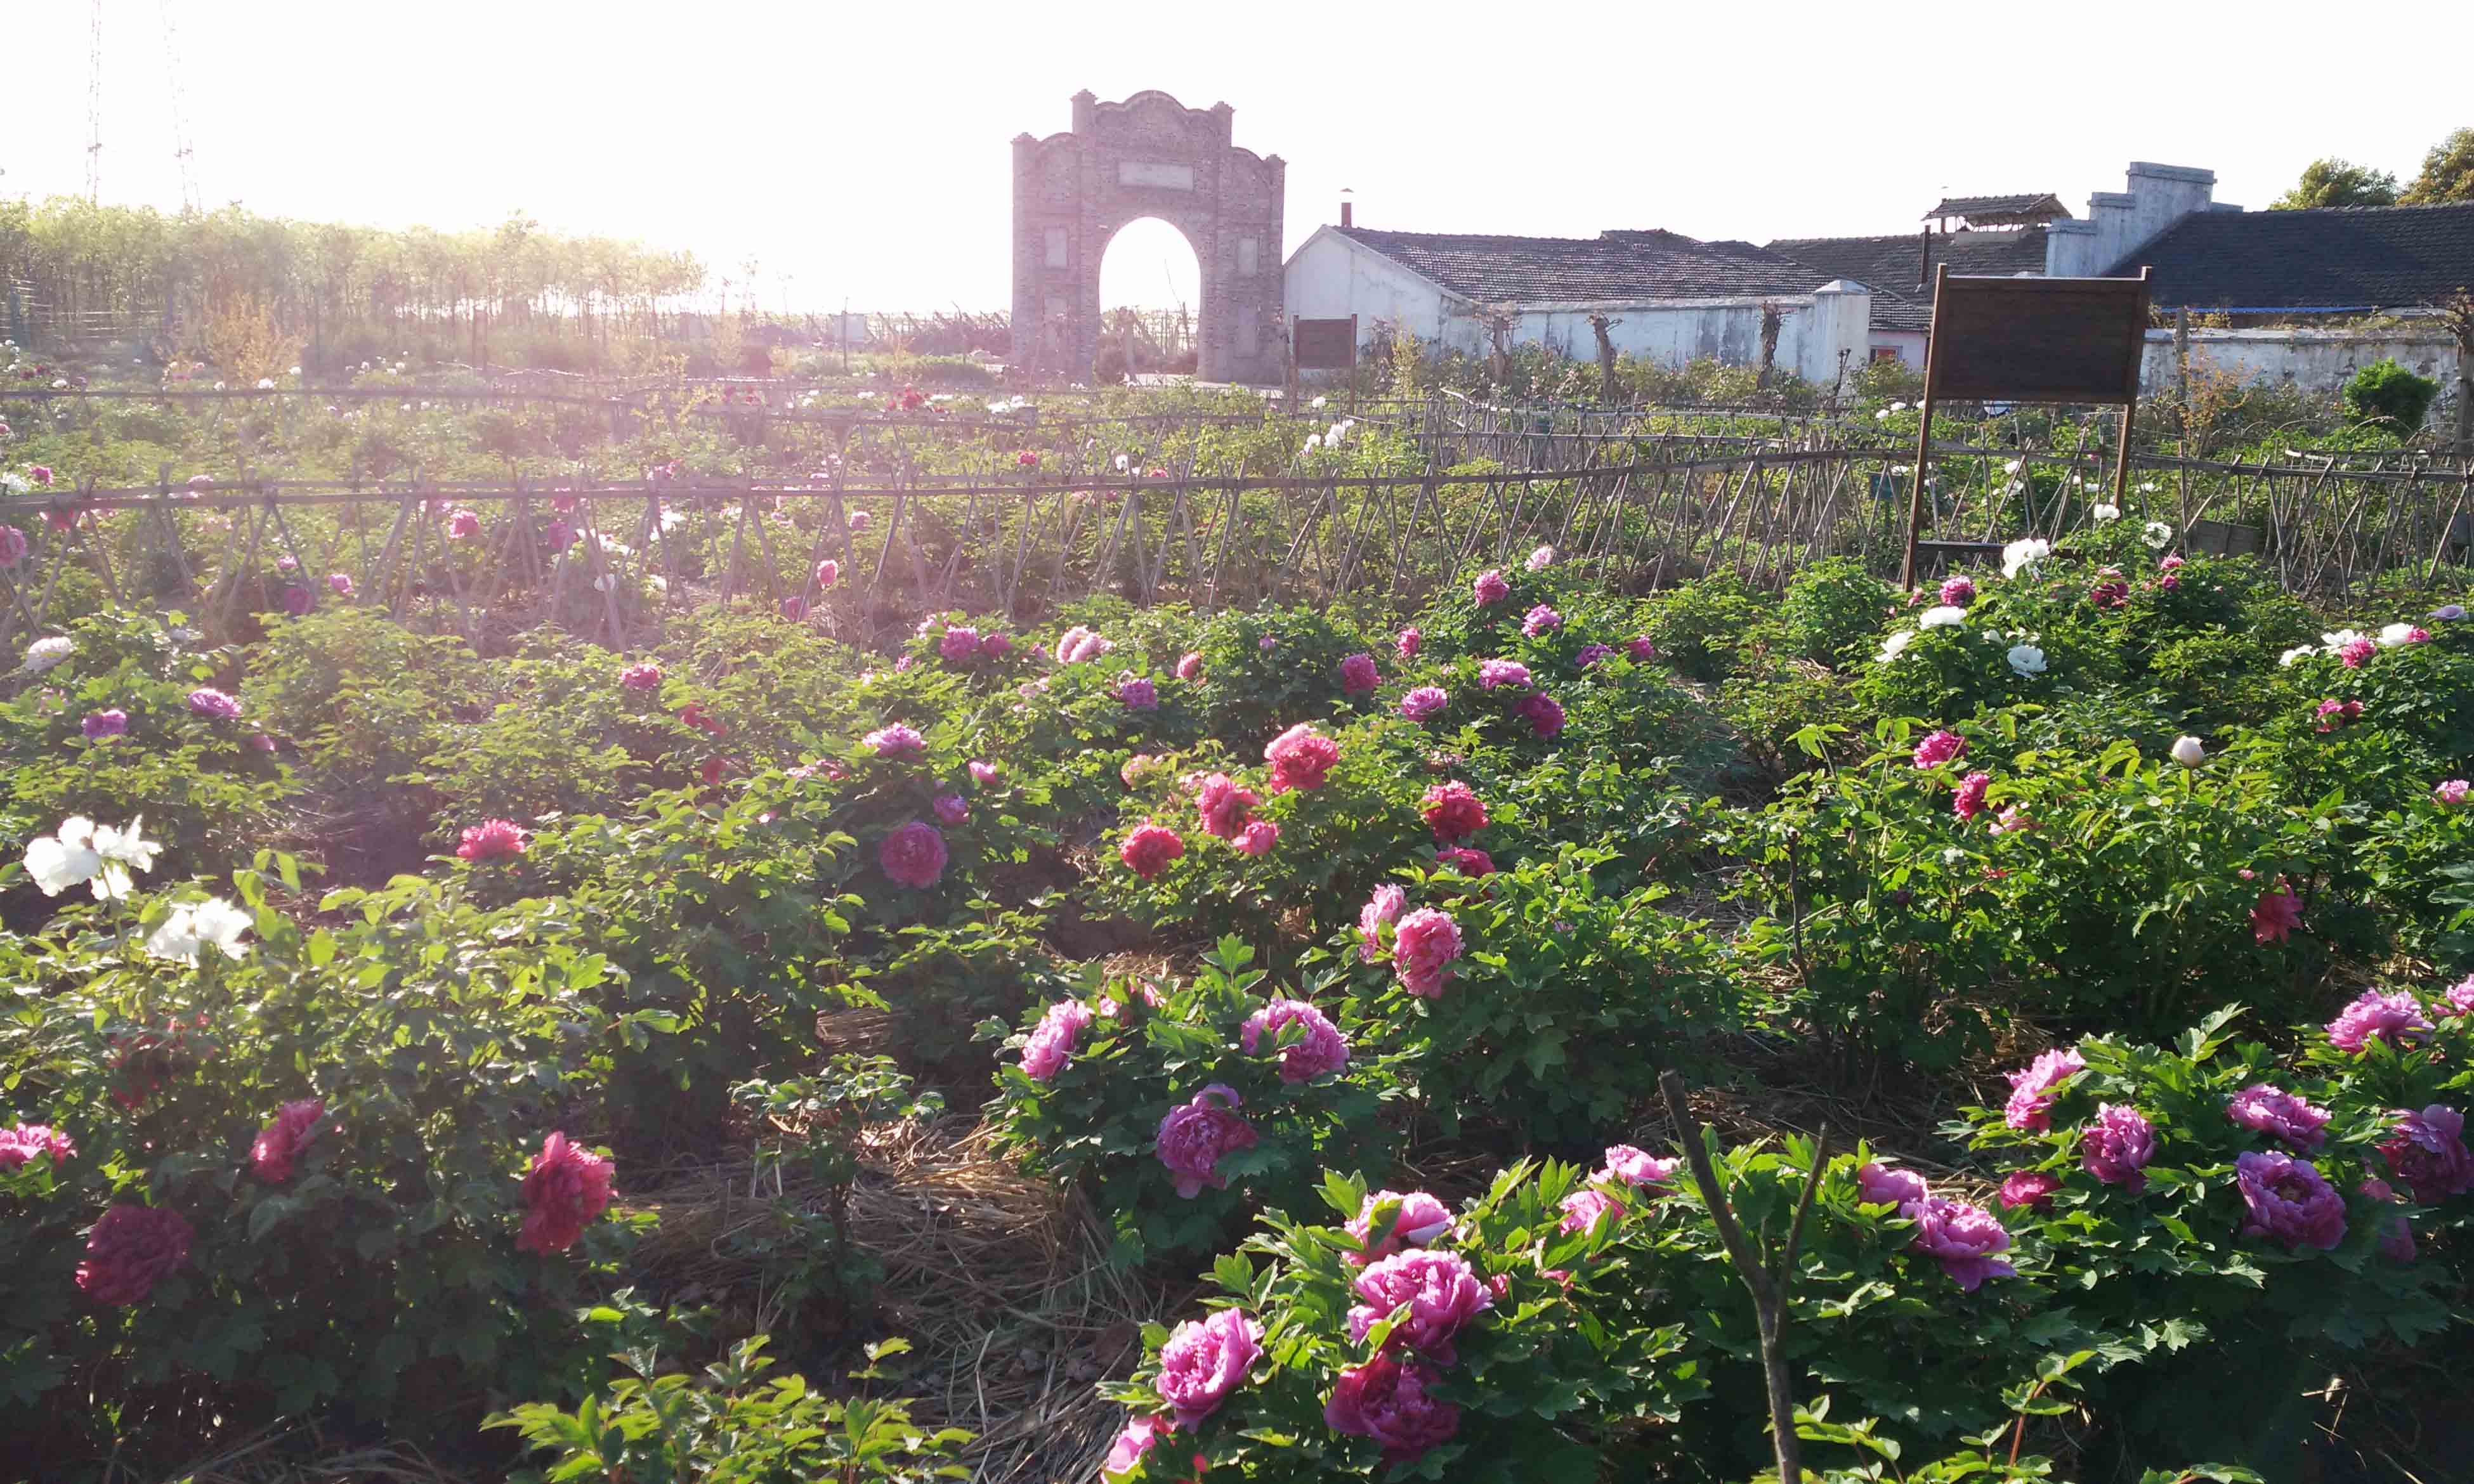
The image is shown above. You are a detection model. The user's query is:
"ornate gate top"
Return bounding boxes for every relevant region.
[1011,91,1286,385]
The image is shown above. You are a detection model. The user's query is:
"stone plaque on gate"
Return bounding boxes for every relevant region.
[1293,316,1357,371]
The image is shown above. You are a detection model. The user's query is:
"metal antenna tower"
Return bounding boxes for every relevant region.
[84,0,105,202]
[159,0,200,211]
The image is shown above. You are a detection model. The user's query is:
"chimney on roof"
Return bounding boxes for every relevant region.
[1340,188,1354,229]
[1918,226,1932,293]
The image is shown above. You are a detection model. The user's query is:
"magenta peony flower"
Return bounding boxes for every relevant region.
[0,525,27,567]
[1116,674,1159,710]
[1347,1190,1454,1265]
[1259,633,1278,651]
[969,759,1000,787]
[2341,637,2376,668]
[1347,1249,1491,1362]
[2326,989,2431,1053]
[2003,1048,2085,1131]
[1175,650,1202,681]
[1339,652,1381,694]
[1102,1415,1173,1479]
[1626,634,1658,661]
[1472,570,1509,606]
[1264,723,1338,793]
[1391,908,1463,998]
[2235,1150,2345,1251]
[1020,1000,1095,1082]
[1576,642,1614,667]
[1156,1306,1262,1426]
[1358,885,1406,961]
[1241,998,1349,1082]
[1559,1187,1623,1236]
[938,626,981,663]
[2441,974,2474,1017]
[1521,603,1562,637]
[814,557,840,589]
[1857,1161,1929,1209]
[250,1098,327,1183]
[517,1131,614,1254]
[2080,1103,2156,1193]
[1236,819,1280,856]
[1906,1197,2015,1291]
[1436,846,1494,875]
[1422,781,1488,842]
[457,819,527,862]
[328,571,353,596]
[2226,1084,2331,1150]
[879,821,948,888]
[1516,690,1566,738]
[0,1122,75,1171]
[2361,1177,2418,1263]
[75,1204,193,1305]
[2379,1104,2474,1202]
[1396,626,1422,659]
[849,509,872,530]
[620,662,663,691]
[865,724,926,757]
[1326,1356,1460,1464]
[2437,779,2471,805]
[1121,823,1186,879]
[187,687,242,719]
[1912,729,1967,769]
[1478,658,1531,691]
[280,585,313,616]
[446,509,481,540]
[2251,885,2303,944]
[1939,575,1976,606]
[933,793,970,826]
[82,708,128,740]
[1399,685,1449,722]
[1996,1171,2059,1211]
[1597,1145,1679,1191]
[979,631,1012,658]
[1155,1084,1255,1198]
[1953,771,1991,821]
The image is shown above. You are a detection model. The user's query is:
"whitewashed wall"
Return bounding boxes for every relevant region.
[2140,326,2461,399]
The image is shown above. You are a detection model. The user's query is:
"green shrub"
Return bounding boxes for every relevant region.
[2340,358,2440,436]
[1777,557,1894,668]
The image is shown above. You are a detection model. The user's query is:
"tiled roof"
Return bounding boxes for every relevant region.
[1329,225,1836,304]
[2115,202,2474,311]
[1924,193,2069,223]
[1763,229,2049,331]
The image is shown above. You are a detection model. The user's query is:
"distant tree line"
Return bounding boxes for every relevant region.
[2270,127,2474,209]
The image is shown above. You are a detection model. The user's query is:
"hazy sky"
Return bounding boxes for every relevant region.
[7,1,2469,313]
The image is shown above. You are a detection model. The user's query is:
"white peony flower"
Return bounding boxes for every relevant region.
[86,816,159,899]
[2006,643,2048,678]
[2143,521,2173,549]
[1303,435,1321,452]
[2091,503,2121,521]
[2170,735,2205,768]
[24,816,103,896]
[2003,460,2024,476]
[2000,538,2050,580]
[2138,481,2158,493]
[22,636,72,674]
[2279,646,2317,667]
[255,378,275,391]
[2320,629,2367,650]
[1890,401,1908,412]
[1918,605,1967,628]
[1876,628,1918,663]
[1526,545,1555,571]
[145,896,254,963]
[2378,622,2416,648]
[1310,395,1328,410]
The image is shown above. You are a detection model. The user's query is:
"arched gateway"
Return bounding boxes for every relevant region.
[1011,90,1286,385]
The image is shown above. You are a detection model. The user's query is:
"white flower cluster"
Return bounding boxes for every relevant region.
[145,897,254,963]
[24,815,158,899]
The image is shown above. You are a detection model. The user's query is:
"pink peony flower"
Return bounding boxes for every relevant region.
[865,724,926,757]
[1339,652,1381,694]
[1527,545,1556,571]
[2437,779,2470,805]
[1020,1000,1095,1082]
[1155,1084,1255,1198]
[1939,575,1976,606]
[280,585,313,616]
[250,1098,327,1183]
[1478,658,1530,691]
[1347,1249,1491,1362]
[187,687,242,719]
[1906,1197,2015,1290]
[1264,723,1338,793]
[879,821,948,888]
[1399,685,1449,722]
[1396,627,1422,659]
[447,509,481,540]
[0,525,27,567]
[1953,771,1991,821]
[1559,1187,1622,1236]
[1056,625,1113,665]
[2341,637,2376,668]
[1597,1145,1679,1191]
[1472,570,1509,606]
[1391,908,1463,998]
[2361,1177,2418,1263]
[933,793,970,826]
[2408,627,2432,643]
[1102,1415,1174,1480]
[1516,690,1566,738]
[2235,1150,2345,1251]
[2003,1048,2085,1131]
[1234,998,1348,1084]
[75,1204,193,1305]
[1521,603,1562,637]
[517,1131,614,1254]
[814,558,840,589]
[1626,634,1658,661]
[620,662,663,691]
[2250,884,2303,944]
[1857,1161,1929,1208]
[1422,781,1487,842]
[1175,650,1203,681]
[1346,1190,1455,1265]
[2326,989,2431,1053]
[1576,643,1614,667]
[2226,1084,2331,1150]
[82,708,128,740]
[1997,1171,2060,1211]
[1120,823,1186,879]
[1236,819,1280,856]
[2080,1103,2156,1193]
[29,465,53,486]
[1912,729,1967,769]
[1436,846,1494,875]
[848,509,872,531]
[2440,974,2474,1017]
[0,1122,75,1171]
[1116,674,1158,710]
[1358,885,1406,961]
[1156,1306,1262,1426]
[1326,1356,1460,1464]
[457,819,527,862]
[328,571,353,596]
[969,760,1000,787]
[1258,633,1278,651]
[2379,1104,2474,1202]
[938,626,981,663]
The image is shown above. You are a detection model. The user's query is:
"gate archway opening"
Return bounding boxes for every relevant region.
[1096,216,1202,381]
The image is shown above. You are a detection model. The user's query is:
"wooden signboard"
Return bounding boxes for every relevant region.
[1292,316,1358,372]
[1899,264,2153,588]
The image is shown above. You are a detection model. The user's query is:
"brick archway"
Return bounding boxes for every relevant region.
[1011,90,1285,385]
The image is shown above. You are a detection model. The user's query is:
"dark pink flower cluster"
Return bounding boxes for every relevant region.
[2226,1084,2330,1150]
[1421,781,1487,842]
[1155,1084,1255,1197]
[1912,729,1967,769]
[457,819,527,863]
[879,821,948,888]
[619,661,663,691]
[76,1204,193,1305]
[1339,653,1380,694]
[1156,1306,1261,1427]
[1906,1197,2015,1291]
[2080,1103,2156,1192]
[1327,1354,1460,1462]
[1953,771,1991,821]
[1346,1248,1492,1362]
[1391,908,1463,998]
[1241,998,1349,1082]
[2003,1048,2085,1131]
[1120,822,1185,878]
[2235,1150,2345,1251]
[2379,1104,2473,1203]
[0,1122,75,1171]
[1516,691,1565,738]
[2314,698,2363,732]
[1195,774,1257,840]
[1347,1189,1454,1265]
[1264,724,1338,793]
[1021,999,1094,1082]
[1399,685,1449,722]
[2251,883,2303,944]
[1472,570,1509,606]
[2326,989,2430,1053]
[517,1132,614,1254]
[865,723,926,757]
[250,1098,327,1183]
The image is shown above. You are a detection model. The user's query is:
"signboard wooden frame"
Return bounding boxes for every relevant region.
[1899,264,2152,589]
[1292,316,1358,372]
